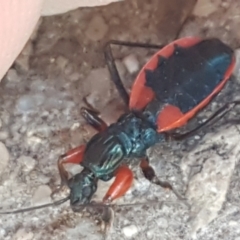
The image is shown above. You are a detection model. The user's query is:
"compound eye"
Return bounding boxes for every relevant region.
[82,186,91,197]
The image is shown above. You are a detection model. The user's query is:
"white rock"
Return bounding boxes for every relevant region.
[16,95,37,112]
[64,63,74,75]
[85,15,108,41]
[56,55,69,69]
[0,131,9,141]
[83,67,111,108]
[193,0,221,17]
[16,94,45,112]
[12,228,34,240]
[122,224,138,238]
[70,122,80,131]
[6,69,20,82]
[115,60,127,78]
[123,54,140,74]
[17,156,36,172]
[156,217,169,229]
[25,136,42,151]
[0,229,6,238]
[69,72,80,81]
[146,229,154,239]
[229,220,238,227]
[32,185,52,205]
[181,125,240,237]
[35,94,46,106]
[0,142,9,175]
[30,79,48,92]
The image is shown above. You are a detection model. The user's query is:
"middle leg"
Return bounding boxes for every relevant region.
[140,157,185,200]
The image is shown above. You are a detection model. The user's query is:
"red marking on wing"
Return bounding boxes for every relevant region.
[157,105,184,130]
[157,58,236,132]
[129,37,201,110]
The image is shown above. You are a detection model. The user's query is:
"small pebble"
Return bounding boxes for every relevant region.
[0,228,6,238]
[56,55,69,69]
[30,79,47,92]
[123,54,140,74]
[85,15,108,41]
[146,229,154,239]
[0,131,9,141]
[194,135,201,140]
[32,185,52,205]
[115,60,127,78]
[229,220,238,227]
[16,95,37,112]
[193,0,220,17]
[70,122,80,131]
[156,217,169,229]
[6,69,21,82]
[69,72,80,81]
[12,228,34,240]
[64,63,74,75]
[122,224,138,238]
[17,155,36,172]
[0,142,9,175]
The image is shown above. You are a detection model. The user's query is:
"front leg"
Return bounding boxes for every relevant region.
[52,145,86,197]
[53,107,108,197]
[90,165,134,232]
[140,157,185,200]
[103,165,134,203]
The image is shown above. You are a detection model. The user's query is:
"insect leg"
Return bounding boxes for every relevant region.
[104,40,164,106]
[166,100,240,141]
[140,158,185,200]
[102,165,134,203]
[52,145,86,197]
[53,107,108,197]
[81,107,108,132]
[88,166,132,234]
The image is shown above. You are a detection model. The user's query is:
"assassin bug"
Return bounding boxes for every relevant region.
[0,37,239,224]
[54,36,238,210]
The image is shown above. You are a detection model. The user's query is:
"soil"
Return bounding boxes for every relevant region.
[1,0,240,239]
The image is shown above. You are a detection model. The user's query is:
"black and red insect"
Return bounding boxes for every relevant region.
[55,36,237,208]
[1,37,239,217]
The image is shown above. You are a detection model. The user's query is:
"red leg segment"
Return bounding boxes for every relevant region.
[103,165,134,203]
[52,145,86,197]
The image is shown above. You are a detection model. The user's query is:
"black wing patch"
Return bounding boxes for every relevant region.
[145,39,233,113]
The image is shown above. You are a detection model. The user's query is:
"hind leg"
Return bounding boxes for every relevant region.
[140,157,185,200]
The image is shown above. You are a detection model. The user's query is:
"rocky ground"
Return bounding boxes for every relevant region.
[1,0,240,239]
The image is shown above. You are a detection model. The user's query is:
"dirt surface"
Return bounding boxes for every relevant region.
[1,0,240,239]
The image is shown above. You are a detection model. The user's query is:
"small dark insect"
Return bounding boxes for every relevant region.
[1,37,239,229]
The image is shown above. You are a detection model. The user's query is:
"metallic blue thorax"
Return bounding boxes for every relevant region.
[80,111,162,181]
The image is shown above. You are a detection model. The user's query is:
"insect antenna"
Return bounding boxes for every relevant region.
[0,195,189,215]
[0,195,70,214]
